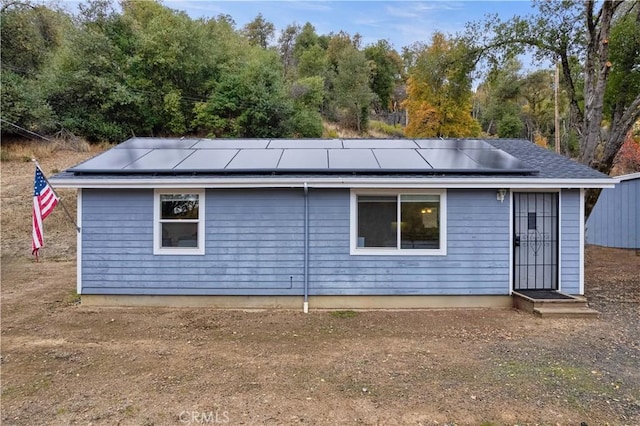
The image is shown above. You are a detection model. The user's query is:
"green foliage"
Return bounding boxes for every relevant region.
[404,33,481,138]
[2,0,414,141]
[0,2,68,135]
[0,70,55,134]
[278,23,300,79]
[293,23,321,60]
[604,12,640,119]
[364,40,404,112]
[497,114,524,138]
[242,13,275,49]
[297,44,327,78]
[42,1,136,141]
[290,76,324,109]
[163,90,186,134]
[463,1,640,175]
[325,33,374,132]
[0,3,67,76]
[289,109,323,138]
[193,48,294,138]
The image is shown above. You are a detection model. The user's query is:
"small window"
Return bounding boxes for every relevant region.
[351,190,446,255]
[154,190,204,255]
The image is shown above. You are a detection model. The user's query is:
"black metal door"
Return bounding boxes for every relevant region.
[513,192,559,290]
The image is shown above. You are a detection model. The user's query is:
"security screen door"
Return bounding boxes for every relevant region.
[513,192,559,290]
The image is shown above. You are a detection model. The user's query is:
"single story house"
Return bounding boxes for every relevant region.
[586,172,639,249]
[50,138,615,310]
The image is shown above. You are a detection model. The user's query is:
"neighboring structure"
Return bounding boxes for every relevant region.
[50,138,615,309]
[586,172,640,249]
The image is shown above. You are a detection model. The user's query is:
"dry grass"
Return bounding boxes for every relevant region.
[322,120,406,139]
[322,121,368,139]
[0,139,107,261]
[0,137,96,164]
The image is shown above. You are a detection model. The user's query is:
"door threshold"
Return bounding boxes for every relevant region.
[513,289,574,300]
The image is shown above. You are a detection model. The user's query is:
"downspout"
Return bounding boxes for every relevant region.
[303,182,309,313]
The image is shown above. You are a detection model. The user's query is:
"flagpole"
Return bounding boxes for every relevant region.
[32,159,81,233]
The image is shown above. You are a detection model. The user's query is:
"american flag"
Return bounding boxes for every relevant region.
[32,165,59,258]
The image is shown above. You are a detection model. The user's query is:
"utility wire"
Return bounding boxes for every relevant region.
[0,118,52,141]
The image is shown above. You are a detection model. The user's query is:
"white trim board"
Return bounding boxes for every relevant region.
[76,188,83,295]
[51,177,618,190]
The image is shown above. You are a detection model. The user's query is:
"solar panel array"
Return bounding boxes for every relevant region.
[69,138,538,175]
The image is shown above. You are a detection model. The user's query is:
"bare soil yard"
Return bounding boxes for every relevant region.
[1,144,639,425]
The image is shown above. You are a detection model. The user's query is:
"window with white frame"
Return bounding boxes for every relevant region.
[154,190,205,255]
[351,190,446,255]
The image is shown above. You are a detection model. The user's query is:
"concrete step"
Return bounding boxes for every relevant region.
[531,298,590,309]
[513,292,599,318]
[533,306,600,318]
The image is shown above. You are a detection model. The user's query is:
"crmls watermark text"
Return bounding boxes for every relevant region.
[179,409,230,424]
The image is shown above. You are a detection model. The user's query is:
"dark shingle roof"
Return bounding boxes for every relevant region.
[486,139,609,180]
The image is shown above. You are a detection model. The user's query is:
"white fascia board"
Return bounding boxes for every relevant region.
[616,172,640,182]
[50,176,617,189]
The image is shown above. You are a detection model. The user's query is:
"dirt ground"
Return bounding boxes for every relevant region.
[1,145,639,425]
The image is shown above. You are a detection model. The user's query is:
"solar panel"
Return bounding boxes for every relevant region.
[69,137,538,175]
[343,139,419,149]
[268,139,342,149]
[70,148,151,171]
[125,149,194,170]
[174,149,238,170]
[226,149,283,170]
[414,139,495,149]
[373,149,431,169]
[116,138,199,149]
[464,148,530,169]
[192,139,270,149]
[418,149,482,170]
[277,149,328,169]
[328,149,379,169]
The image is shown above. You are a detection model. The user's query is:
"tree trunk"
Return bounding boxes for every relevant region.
[585,188,602,219]
[580,1,618,167]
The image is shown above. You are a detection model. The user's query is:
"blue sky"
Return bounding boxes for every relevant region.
[163,1,537,50]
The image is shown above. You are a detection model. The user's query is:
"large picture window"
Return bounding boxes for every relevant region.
[154,190,205,255]
[351,190,446,255]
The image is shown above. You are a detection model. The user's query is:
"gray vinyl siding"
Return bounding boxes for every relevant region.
[560,189,581,294]
[81,189,305,295]
[308,189,510,295]
[81,188,588,296]
[80,188,512,295]
[586,177,639,249]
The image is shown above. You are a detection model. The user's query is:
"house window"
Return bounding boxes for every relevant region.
[154,190,205,255]
[351,190,446,255]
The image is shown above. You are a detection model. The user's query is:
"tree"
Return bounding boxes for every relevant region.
[192,48,294,138]
[0,1,65,75]
[325,32,374,132]
[463,1,640,212]
[475,57,524,137]
[123,0,219,136]
[520,70,556,142]
[242,13,274,49]
[603,8,640,167]
[403,33,481,138]
[364,40,404,112]
[0,1,68,134]
[278,23,300,79]
[43,0,138,141]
